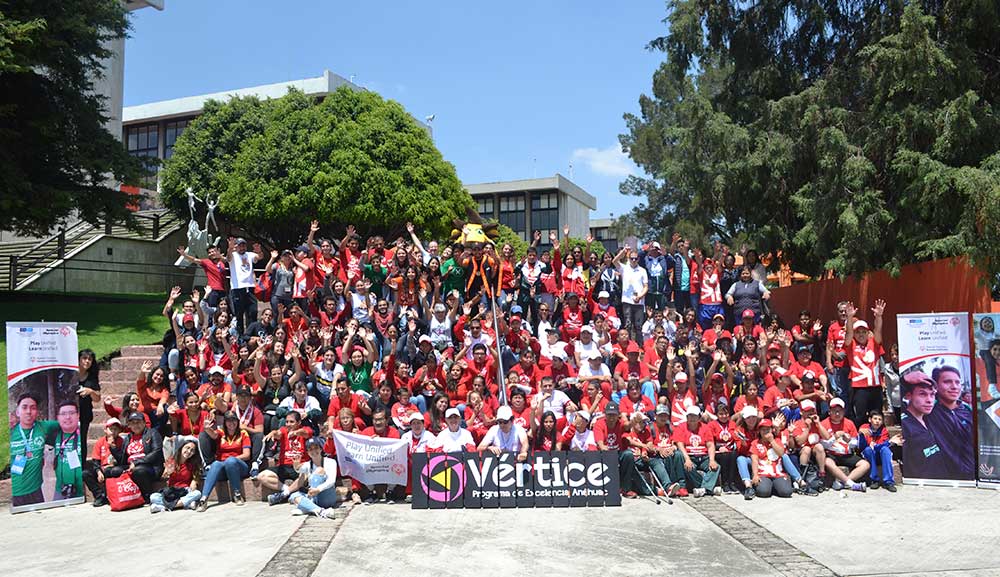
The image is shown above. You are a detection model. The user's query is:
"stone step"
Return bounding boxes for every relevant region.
[121,345,165,357]
[111,356,164,372]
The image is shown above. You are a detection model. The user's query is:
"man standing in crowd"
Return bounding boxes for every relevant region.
[618,248,648,341]
[228,236,262,334]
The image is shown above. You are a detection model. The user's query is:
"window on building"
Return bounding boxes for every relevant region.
[124,123,159,188]
[532,191,559,251]
[476,196,495,221]
[164,119,190,159]
[498,194,526,240]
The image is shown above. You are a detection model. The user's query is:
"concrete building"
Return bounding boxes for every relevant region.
[122,70,371,193]
[465,174,597,250]
[589,217,619,253]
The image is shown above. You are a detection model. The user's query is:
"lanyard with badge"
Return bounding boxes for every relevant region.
[11,426,35,475]
[58,429,82,470]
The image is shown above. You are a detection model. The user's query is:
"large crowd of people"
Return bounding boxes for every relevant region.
[40,220,933,516]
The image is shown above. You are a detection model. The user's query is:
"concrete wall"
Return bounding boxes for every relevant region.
[28,228,194,294]
[561,193,591,238]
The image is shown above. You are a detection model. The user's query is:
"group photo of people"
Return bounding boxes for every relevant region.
[16,219,954,517]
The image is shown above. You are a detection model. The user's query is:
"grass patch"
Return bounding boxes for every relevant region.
[2,297,168,470]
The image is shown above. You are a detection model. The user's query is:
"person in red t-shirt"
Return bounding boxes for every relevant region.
[789,344,829,391]
[763,367,799,421]
[820,398,869,491]
[705,401,740,494]
[257,411,313,501]
[82,418,126,507]
[326,379,366,432]
[649,405,685,496]
[150,439,203,512]
[825,301,851,405]
[844,299,886,426]
[197,412,252,510]
[594,403,641,498]
[749,418,794,498]
[671,405,719,497]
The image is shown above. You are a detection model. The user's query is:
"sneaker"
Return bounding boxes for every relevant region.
[869,481,880,490]
[677,488,689,497]
[233,492,246,506]
[382,494,394,504]
[666,482,681,498]
[404,495,413,504]
[268,492,288,506]
[656,488,666,497]
[831,480,844,491]
[804,487,820,496]
[351,493,362,505]
[713,486,723,496]
[693,488,706,498]
[92,495,108,507]
[196,498,208,513]
[250,464,260,479]
[318,507,337,519]
[149,504,165,514]
[851,482,867,492]
[743,487,755,500]
[884,483,897,493]
[363,496,377,505]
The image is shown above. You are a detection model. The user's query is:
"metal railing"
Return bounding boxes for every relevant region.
[11,257,199,294]
[7,211,179,290]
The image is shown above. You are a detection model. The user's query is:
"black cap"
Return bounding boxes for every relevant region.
[604,402,620,416]
[235,386,253,397]
[126,411,144,422]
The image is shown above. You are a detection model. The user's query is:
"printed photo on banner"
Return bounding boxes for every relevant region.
[6,322,84,513]
[972,313,1000,484]
[895,313,975,484]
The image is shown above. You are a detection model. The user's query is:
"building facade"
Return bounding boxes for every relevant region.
[465,175,597,251]
[588,217,619,253]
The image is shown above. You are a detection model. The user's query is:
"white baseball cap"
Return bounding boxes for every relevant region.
[800,399,816,412]
[740,406,758,419]
[598,290,610,299]
[406,411,425,423]
[830,398,846,409]
[445,408,461,419]
[576,410,592,423]
[685,406,701,417]
[496,405,513,421]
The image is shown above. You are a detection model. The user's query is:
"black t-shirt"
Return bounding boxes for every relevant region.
[77,372,101,427]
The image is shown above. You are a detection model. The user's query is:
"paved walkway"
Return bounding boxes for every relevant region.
[4,485,999,577]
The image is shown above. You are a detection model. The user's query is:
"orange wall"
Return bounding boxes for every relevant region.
[768,258,994,347]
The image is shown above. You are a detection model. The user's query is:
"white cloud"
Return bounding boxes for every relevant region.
[571,144,637,178]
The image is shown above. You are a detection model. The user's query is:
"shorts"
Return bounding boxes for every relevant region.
[831,454,862,469]
[267,464,300,482]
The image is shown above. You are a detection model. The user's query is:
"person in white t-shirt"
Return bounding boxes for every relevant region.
[578,350,611,387]
[566,410,598,451]
[401,412,433,453]
[531,376,571,420]
[617,249,649,341]
[477,405,528,461]
[227,236,262,334]
[433,408,476,452]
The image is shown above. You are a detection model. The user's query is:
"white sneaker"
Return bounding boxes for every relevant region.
[318,507,337,518]
[831,480,845,491]
[693,488,706,498]
[149,504,165,514]
[712,486,723,496]
[291,508,305,516]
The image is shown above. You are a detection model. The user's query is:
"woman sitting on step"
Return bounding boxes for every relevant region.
[274,437,339,518]
[195,411,251,511]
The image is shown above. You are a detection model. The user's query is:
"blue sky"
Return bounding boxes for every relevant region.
[124,1,667,218]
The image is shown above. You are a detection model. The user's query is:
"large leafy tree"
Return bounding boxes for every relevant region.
[160,87,473,248]
[621,0,1000,278]
[0,1,142,237]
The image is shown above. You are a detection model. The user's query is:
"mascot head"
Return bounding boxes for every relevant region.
[451,207,499,248]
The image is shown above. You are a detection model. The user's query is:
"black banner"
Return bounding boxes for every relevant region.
[411,450,622,509]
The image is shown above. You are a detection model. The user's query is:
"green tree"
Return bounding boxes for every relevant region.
[161,87,473,247]
[622,1,1000,278]
[0,1,143,236]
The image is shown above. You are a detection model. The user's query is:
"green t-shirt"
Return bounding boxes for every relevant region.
[441,258,465,297]
[10,420,59,497]
[345,362,373,394]
[364,264,387,296]
[48,429,84,499]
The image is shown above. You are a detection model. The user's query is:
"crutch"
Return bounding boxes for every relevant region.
[634,466,661,505]
[648,466,675,505]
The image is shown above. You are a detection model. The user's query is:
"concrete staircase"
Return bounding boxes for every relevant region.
[2,209,182,291]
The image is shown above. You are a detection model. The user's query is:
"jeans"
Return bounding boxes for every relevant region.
[621,303,645,341]
[619,450,642,494]
[202,457,250,499]
[649,453,684,488]
[862,444,895,484]
[684,455,720,491]
[290,489,339,514]
[715,451,739,488]
[411,395,428,415]
[779,407,802,423]
[230,287,257,335]
[737,455,753,482]
[781,454,803,481]
[151,488,202,510]
[755,476,794,498]
[130,464,160,498]
[674,290,691,314]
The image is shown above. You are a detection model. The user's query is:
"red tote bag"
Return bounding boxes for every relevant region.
[107,473,144,512]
